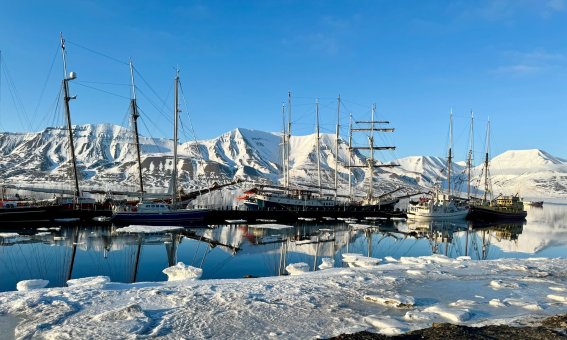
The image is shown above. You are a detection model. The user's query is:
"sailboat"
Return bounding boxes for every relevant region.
[467,120,527,221]
[406,111,468,221]
[110,67,208,226]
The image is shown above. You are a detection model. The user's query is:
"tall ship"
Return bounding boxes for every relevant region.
[111,66,207,225]
[467,120,527,221]
[241,94,400,212]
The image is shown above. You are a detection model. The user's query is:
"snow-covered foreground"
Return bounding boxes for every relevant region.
[1,255,566,339]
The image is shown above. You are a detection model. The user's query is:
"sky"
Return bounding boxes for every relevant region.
[0,0,566,161]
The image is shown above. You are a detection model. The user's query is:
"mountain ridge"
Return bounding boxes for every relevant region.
[0,124,565,201]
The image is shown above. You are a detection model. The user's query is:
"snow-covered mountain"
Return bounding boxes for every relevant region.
[0,124,565,201]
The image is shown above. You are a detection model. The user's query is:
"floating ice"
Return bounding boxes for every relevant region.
[162,262,203,281]
[490,280,521,289]
[364,294,415,308]
[423,305,471,322]
[16,279,49,291]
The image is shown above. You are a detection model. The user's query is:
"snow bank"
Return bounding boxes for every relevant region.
[162,262,202,281]
[16,280,49,291]
[1,256,566,339]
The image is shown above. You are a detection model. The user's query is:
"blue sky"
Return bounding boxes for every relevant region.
[0,0,566,160]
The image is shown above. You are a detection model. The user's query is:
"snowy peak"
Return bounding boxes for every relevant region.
[491,149,565,169]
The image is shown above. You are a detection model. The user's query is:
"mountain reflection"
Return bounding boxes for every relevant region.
[1,203,566,291]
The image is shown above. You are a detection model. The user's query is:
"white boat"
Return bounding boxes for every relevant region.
[406,111,468,221]
[407,193,468,221]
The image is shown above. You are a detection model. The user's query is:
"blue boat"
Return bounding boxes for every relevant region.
[111,202,208,226]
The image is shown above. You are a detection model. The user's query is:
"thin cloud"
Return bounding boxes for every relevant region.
[492,49,567,75]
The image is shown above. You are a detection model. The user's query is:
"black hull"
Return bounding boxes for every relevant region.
[467,206,527,222]
[0,205,113,227]
[245,199,398,212]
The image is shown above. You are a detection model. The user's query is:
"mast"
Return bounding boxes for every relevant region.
[483,118,491,203]
[172,68,180,207]
[348,113,353,201]
[60,33,80,201]
[281,103,287,188]
[287,92,292,189]
[349,104,397,203]
[467,111,474,200]
[447,109,453,198]
[334,95,340,201]
[368,104,376,200]
[315,98,322,195]
[129,60,144,200]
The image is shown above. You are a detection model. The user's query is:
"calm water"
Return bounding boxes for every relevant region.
[1,203,566,292]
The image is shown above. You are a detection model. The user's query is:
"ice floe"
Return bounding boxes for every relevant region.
[162,262,203,281]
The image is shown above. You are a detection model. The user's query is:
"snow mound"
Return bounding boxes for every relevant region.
[16,279,49,291]
[91,304,151,334]
[67,276,110,288]
[286,262,310,275]
[342,253,381,267]
[162,262,202,281]
[547,294,567,302]
[423,305,471,322]
[364,315,408,335]
[364,294,415,308]
[318,258,335,270]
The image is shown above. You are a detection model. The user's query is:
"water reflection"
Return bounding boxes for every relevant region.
[1,203,567,292]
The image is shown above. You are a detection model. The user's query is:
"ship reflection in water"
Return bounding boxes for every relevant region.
[1,203,566,292]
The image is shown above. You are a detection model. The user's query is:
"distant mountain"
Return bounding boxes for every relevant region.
[0,124,565,201]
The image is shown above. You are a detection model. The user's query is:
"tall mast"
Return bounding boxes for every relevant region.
[368,104,376,200]
[447,109,453,197]
[467,110,474,200]
[172,68,180,207]
[334,94,340,200]
[316,98,322,195]
[281,103,287,188]
[287,92,292,188]
[129,60,144,200]
[348,113,353,201]
[483,118,491,203]
[60,33,80,200]
[349,106,397,203]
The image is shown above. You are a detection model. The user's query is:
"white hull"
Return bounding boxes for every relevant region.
[407,209,468,221]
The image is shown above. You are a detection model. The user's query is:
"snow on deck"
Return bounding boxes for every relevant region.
[0,256,566,339]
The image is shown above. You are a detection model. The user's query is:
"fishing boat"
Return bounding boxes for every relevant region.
[524,201,543,208]
[407,111,468,221]
[111,67,207,225]
[467,120,527,222]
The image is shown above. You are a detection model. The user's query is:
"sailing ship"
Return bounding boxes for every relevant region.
[0,35,114,225]
[467,120,527,221]
[111,67,207,225]
[241,95,399,212]
[407,111,468,221]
